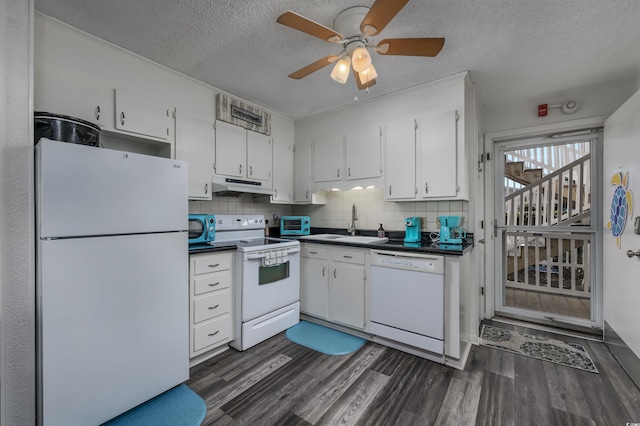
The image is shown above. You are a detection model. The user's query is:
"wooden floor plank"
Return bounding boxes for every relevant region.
[543,361,592,418]
[292,343,386,424]
[513,355,555,425]
[474,371,515,426]
[315,369,389,426]
[434,377,482,425]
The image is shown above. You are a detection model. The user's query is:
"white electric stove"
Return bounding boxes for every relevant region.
[213,215,300,351]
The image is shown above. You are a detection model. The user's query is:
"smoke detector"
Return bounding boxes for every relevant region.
[562,100,579,114]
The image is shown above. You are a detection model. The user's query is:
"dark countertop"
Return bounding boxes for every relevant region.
[284,228,474,256]
[188,241,238,254]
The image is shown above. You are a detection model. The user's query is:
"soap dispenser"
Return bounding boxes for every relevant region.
[377,223,385,238]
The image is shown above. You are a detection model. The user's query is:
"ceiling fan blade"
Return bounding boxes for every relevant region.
[288,55,340,79]
[360,0,410,36]
[277,11,343,42]
[353,69,376,90]
[375,38,445,56]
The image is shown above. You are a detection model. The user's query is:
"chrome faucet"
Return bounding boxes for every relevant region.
[347,204,358,236]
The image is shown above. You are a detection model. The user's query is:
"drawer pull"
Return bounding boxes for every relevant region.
[343,255,353,259]
[208,304,220,310]
[207,263,220,268]
[208,330,220,337]
[208,282,220,287]
[309,251,318,254]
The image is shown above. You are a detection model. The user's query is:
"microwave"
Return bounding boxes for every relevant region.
[188,214,216,244]
[280,216,310,236]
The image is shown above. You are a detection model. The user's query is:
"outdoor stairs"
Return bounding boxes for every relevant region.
[505,161,543,186]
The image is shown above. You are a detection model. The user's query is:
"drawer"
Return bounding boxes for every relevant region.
[330,248,365,264]
[192,252,233,275]
[193,314,232,353]
[193,269,232,295]
[301,245,329,259]
[193,289,231,323]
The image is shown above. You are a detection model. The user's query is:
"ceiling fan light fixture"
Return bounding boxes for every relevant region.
[351,46,372,72]
[330,56,351,84]
[358,63,378,85]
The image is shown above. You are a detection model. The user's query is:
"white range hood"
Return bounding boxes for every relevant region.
[210,176,275,198]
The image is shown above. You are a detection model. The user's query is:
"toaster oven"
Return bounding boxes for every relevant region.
[280,216,310,236]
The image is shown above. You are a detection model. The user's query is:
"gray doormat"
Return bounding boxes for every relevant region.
[480,325,598,373]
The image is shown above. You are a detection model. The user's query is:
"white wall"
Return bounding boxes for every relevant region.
[484,77,638,134]
[603,89,640,357]
[0,0,36,424]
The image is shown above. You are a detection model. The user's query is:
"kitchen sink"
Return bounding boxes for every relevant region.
[299,234,345,240]
[335,236,389,244]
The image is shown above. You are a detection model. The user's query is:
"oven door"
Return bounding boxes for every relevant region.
[240,247,300,322]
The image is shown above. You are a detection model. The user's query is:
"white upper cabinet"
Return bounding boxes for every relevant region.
[34,66,111,129]
[246,131,272,182]
[114,89,170,141]
[175,109,215,200]
[385,118,417,200]
[294,141,312,203]
[271,117,294,203]
[313,135,344,183]
[417,110,458,198]
[214,120,247,178]
[215,120,272,185]
[384,109,460,201]
[345,127,382,180]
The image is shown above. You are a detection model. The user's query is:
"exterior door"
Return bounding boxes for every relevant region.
[493,131,601,330]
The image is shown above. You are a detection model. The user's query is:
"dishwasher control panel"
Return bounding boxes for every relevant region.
[371,250,444,274]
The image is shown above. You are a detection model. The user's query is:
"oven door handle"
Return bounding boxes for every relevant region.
[245,247,300,260]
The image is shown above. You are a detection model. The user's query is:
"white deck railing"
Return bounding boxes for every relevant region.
[505,154,591,228]
[504,231,590,298]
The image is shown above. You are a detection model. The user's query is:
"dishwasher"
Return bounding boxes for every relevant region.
[370,250,445,362]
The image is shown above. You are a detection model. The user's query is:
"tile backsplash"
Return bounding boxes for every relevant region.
[293,188,468,232]
[188,188,468,232]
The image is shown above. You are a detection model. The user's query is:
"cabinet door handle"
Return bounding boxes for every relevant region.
[239,164,243,174]
[388,185,392,196]
[208,330,220,337]
[333,268,337,278]
[249,165,253,176]
[120,111,125,126]
[95,105,101,121]
[425,182,429,194]
[208,282,220,287]
[305,190,309,200]
[207,263,220,268]
[337,168,340,178]
[208,304,220,310]
[204,183,208,194]
[348,167,351,177]
[322,266,325,277]
[274,189,278,198]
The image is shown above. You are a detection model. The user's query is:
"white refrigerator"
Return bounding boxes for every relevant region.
[36,139,190,425]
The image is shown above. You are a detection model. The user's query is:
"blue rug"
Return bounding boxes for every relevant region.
[286,321,366,355]
[103,384,206,426]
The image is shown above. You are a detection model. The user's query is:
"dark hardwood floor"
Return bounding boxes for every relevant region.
[187,321,640,425]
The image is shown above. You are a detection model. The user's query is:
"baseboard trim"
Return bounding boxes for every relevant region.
[604,321,640,389]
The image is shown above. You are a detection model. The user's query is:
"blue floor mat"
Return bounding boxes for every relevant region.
[103,384,206,426]
[286,321,366,355]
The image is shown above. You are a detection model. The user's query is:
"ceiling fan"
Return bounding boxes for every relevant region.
[276,0,445,90]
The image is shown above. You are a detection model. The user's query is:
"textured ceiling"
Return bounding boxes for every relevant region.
[34,0,640,120]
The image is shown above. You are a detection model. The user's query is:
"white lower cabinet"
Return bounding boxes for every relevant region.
[189,251,234,364]
[300,244,367,331]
